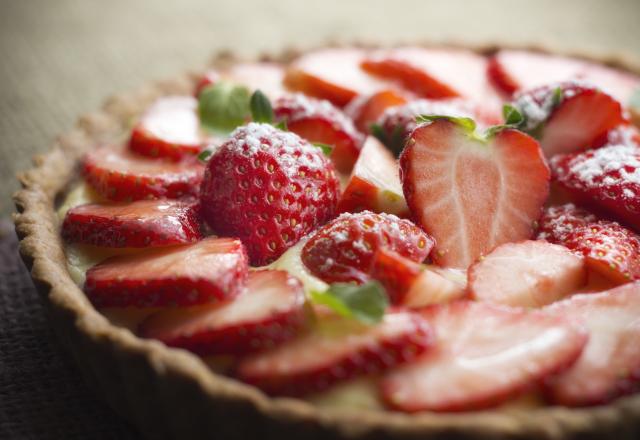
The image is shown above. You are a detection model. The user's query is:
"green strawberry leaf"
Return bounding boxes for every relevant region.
[198,81,251,134]
[275,120,288,131]
[250,89,274,124]
[310,281,389,325]
[551,86,564,107]
[415,115,477,133]
[197,149,214,163]
[502,104,524,125]
[313,142,333,156]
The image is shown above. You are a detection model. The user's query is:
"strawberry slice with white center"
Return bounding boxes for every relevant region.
[512,81,626,157]
[284,48,393,107]
[83,147,204,201]
[380,301,588,412]
[344,89,409,133]
[468,240,587,308]
[362,47,503,120]
[139,270,307,355]
[62,199,202,248]
[195,62,287,99]
[128,96,206,161]
[84,237,248,308]
[370,248,466,306]
[337,136,409,217]
[551,144,640,231]
[400,119,550,269]
[273,94,365,173]
[235,310,434,396]
[544,282,640,406]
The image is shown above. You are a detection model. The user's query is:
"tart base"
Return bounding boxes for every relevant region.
[13,45,640,439]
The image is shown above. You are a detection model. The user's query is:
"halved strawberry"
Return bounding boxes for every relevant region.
[380,301,588,412]
[273,94,365,173]
[544,282,640,406]
[512,81,626,157]
[195,62,287,99]
[128,96,206,161]
[402,266,467,309]
[284,48,391,107]
[61,199,202,248]
[489,50,640,106]
[84,237,248,308]
[200,123,340,265]
[468,240,586,308]
[344,89,408,133]
[551,144,640,231]
[83,147,204,201]
[373,98,478,156]
[336,136,409,217]
[235,310,434,396]
[362,47,503,120]
[400,119,550,269]
[537,204,640,283]
[370,248,466,306]
[301,211,434,284]
[139,270,307,355]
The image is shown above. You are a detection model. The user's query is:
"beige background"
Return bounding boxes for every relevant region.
[1,0,639,217]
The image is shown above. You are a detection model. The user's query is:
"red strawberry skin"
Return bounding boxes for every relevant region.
[128,96,205,161]
[200,123,340,265]
[536,204,598,244]
[301,211,434,284]
[83,147,204,201]
[138,270,308,355]
[84,237,248,308]
[544,282,640,406]
[512,81,625,157]
[62,199,202,248]
[381,301,588,412]
[235,310,434,396]
[551,144,640,231]
[400,120,550,269]
[194,70,220,96]
[344,89,408,133]
[273,94,365,173]
[589,124,640,149]
[370,248,423,304]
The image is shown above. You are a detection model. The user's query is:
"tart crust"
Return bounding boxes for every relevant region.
[13,44,640,439]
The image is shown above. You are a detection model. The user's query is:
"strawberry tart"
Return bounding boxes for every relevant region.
[14,45,640,439]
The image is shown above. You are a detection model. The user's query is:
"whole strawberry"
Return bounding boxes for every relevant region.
[200,123,340,265]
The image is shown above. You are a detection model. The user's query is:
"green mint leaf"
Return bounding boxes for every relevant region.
[198,81,251,134]
[415,115,477,133]
[197,149,214,163]
[310,281,389,325]
[275,120,288,131]
[629,87,640,110]
[502,104,524,125]
[313,142,333,156]
[250,89,274,124]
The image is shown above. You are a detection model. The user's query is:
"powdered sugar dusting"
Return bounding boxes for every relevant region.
[559,144,640,190]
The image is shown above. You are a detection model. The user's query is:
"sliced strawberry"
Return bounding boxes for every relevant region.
[235,310,434,396]
[194,70,220,96]
[139,270,307,355]
[336,136,409,217]
[400,119,550,269]
[301,211,434,284]
[590,124,640,149]
[468,240,586,308]
[61,199,202,248]
[370,248,466,306]
[344,90,408,133]
[381,301,588,412]
[129,96,206,161]
[200,123,340,265]
[490,50,640,106]
[273,94,365,173]
[84,237,248,308]
[362,47,503,120]
[544,282,640,406]
[195,62,286,99]
[284,48,392,107]
[373,98,478,156]
[537,204,640,283]
[83,147,204,201]
[551,144,640,231]
[488,50,586,96]
[512,81,626,157]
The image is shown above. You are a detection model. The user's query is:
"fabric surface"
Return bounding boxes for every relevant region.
[0,220,139,439]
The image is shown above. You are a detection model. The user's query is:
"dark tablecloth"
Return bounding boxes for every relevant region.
[0,220,138,439]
